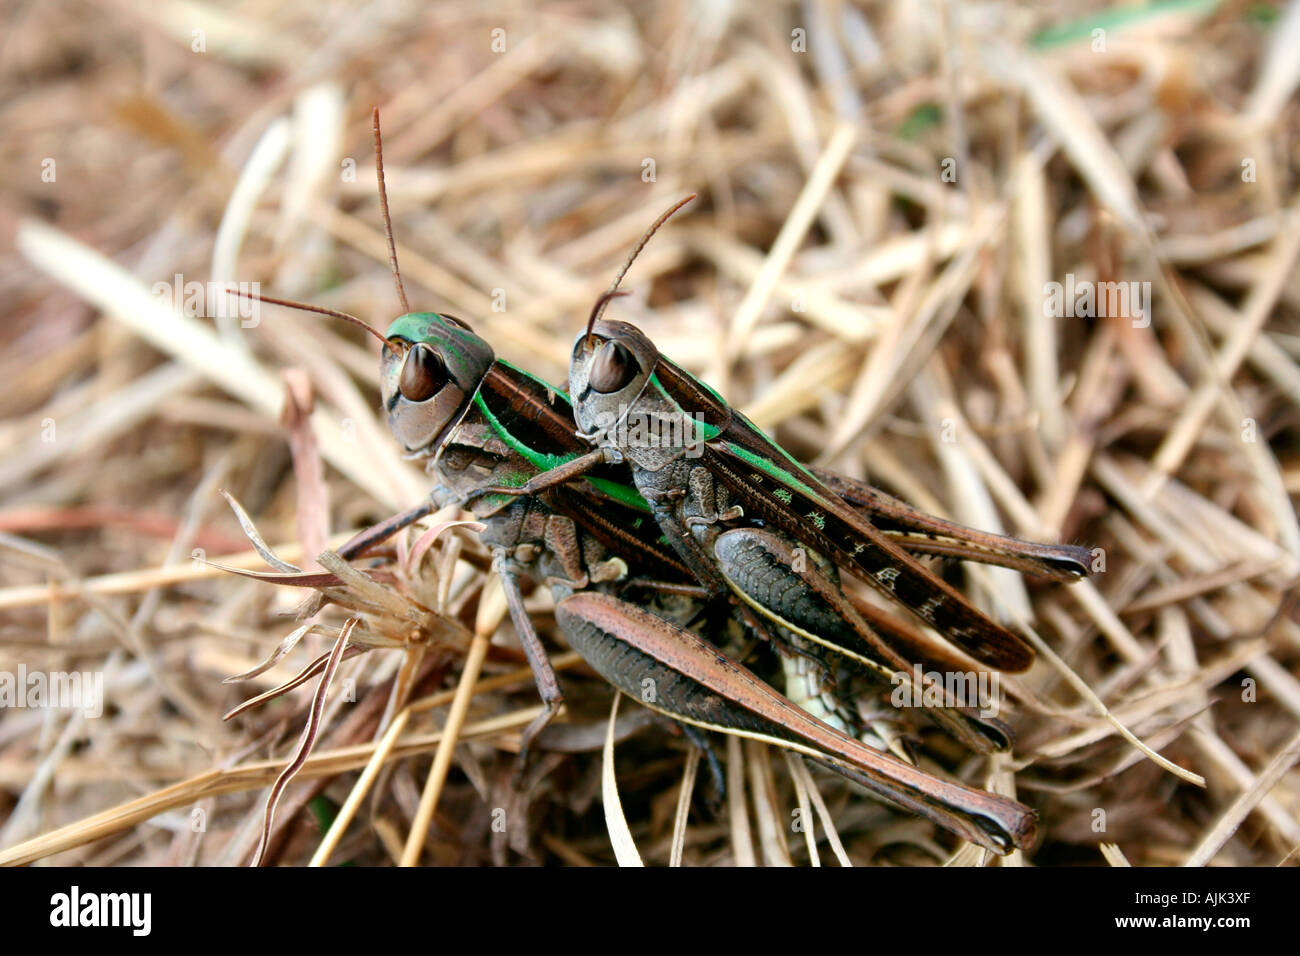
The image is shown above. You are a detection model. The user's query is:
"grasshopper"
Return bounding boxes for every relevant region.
[238,112,1043,854]
[556,314,1089,748]
[478,198,1093,815]
[375,318,1039,853]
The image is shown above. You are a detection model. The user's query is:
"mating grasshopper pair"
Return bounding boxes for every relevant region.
[241,110,1090,856]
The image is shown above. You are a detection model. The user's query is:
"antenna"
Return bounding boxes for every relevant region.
[226,287,390,347]
[372,107,411,314]
[584,291,630,342]
[586,193,696,339]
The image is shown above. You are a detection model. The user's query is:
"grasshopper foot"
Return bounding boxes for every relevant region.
[511,696,564,790]
[677,722,726,813]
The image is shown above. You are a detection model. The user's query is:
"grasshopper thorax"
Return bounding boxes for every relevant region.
[381,312,495,455]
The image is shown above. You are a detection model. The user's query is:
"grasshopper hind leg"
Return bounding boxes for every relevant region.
[552,591,1037,854]
[629,588,733,811]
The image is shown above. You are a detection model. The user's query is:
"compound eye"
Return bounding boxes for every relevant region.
[588,340,639,394]
[399,343,447,402]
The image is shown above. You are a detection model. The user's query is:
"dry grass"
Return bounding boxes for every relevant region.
[2,0,1300,866]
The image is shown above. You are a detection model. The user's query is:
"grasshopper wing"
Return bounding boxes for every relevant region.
[810,467,1091,581]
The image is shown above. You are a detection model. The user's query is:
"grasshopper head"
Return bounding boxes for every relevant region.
[381,312,494,454]
[570,318,662,438]
[569,196,695,442]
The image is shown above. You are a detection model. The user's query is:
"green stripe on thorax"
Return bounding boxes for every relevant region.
[654,360,820,487]
[647,372,722,443]
[473,386,651,514]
